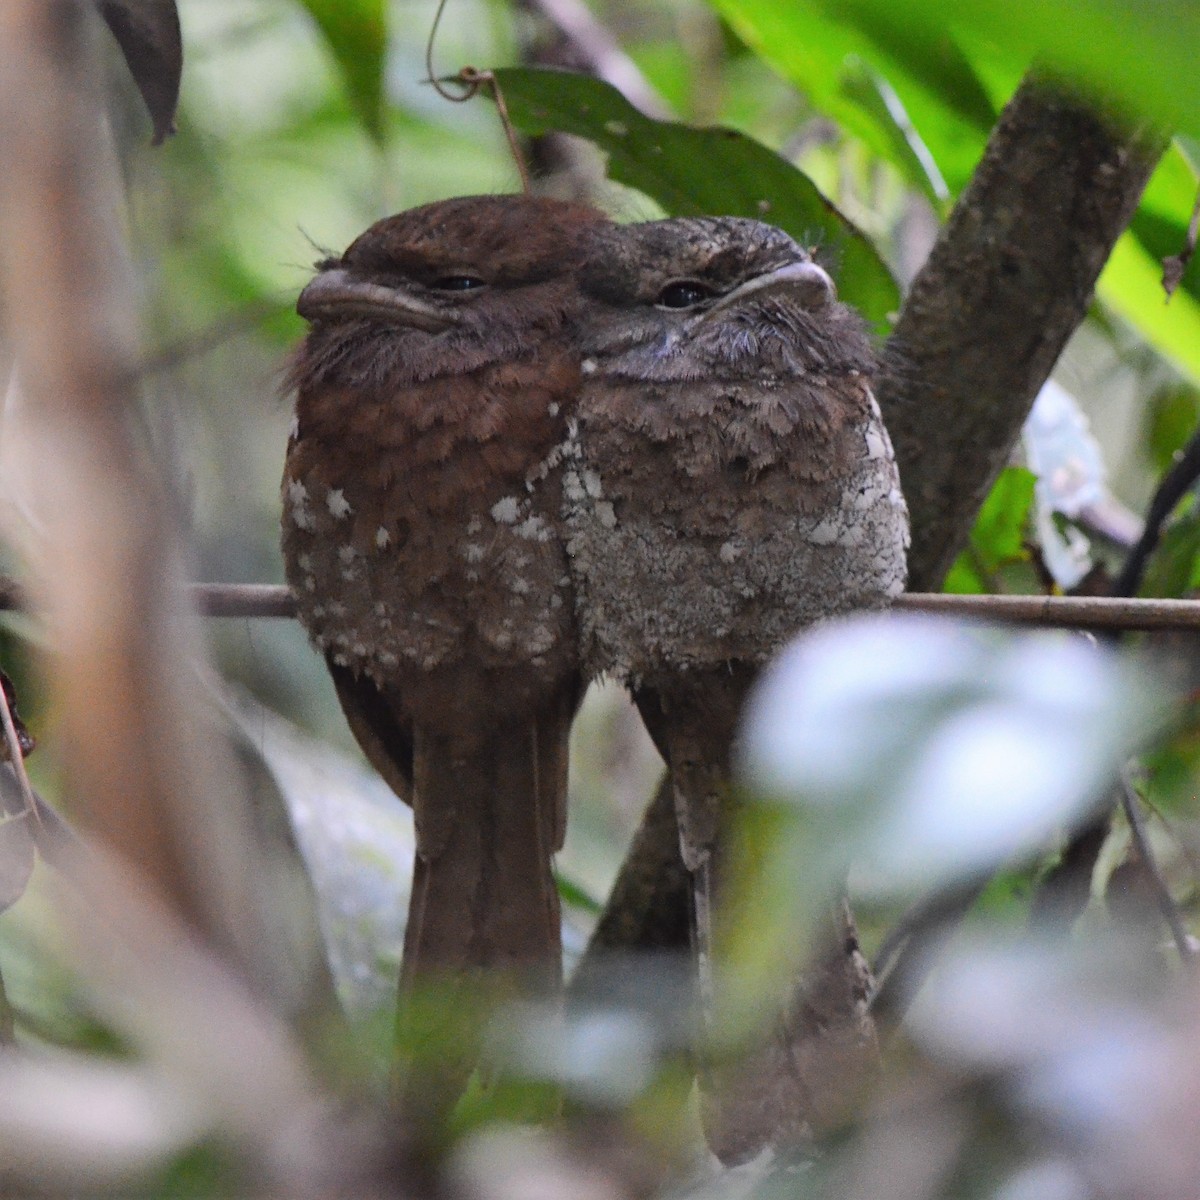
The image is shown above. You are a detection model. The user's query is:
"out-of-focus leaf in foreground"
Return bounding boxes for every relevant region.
[906,934,1200,1199]
[493,67,901,330]
[0,1052,199,1190]
[96,0,182,144]
[734,614,1170,981]
[718,613,1173,1042]
[226,694,411,1017]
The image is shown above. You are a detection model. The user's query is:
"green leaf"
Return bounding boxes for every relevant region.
[1179,136,1200,177]
[294,0,388,142]
[945,466,1036,592]
[1145,384,1200,477]
[840,0,1200,141]
[493,67,900,330]
[840,60,952,207]
[706,0,995,198]
[1139,508,1200,599]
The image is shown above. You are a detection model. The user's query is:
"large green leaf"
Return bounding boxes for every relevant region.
[492,67,901,330]
[710,0,1200,194]
[826,0,1200,141]
[707,0,995,198]
[294,0,388,142]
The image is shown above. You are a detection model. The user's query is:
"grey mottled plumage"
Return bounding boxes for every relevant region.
[565,216,909,1160]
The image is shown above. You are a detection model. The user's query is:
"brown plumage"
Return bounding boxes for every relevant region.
[567,216,910,1160]
[281,196,612,1021]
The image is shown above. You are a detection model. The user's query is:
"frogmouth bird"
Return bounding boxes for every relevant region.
[282,195,612,1003]
[565,216,910,1158]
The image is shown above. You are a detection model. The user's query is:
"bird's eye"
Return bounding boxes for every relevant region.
[431,275,486,292]
[657,281,712,309]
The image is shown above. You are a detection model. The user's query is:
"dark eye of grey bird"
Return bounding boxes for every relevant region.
[432,275,487,291]
[657,280,712,309]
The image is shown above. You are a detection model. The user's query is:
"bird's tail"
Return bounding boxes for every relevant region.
[645,677,881,1162]
[395,698,570,1111]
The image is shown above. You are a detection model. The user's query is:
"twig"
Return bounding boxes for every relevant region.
[1111,418,1200,598]
[7,578,1200,630]
[424,0,531,192]
[899,592,1200,630]
[1118,766,1197,963]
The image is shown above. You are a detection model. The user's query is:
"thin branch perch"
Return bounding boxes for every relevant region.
[5,578,1199,632]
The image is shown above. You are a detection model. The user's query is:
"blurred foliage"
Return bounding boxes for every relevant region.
[5,0,1200,1196]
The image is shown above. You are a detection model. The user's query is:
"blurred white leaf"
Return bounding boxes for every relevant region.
[1025,381,1108,521]
[225,692,413,1017]
[494,1003,660,1106]
[0,807,35,913]
[1023,380,1109,588]
[0,1051,198,1188]
[741,613,1170,898]
[909,936,1200,1200]
[992,1160,1091,1200]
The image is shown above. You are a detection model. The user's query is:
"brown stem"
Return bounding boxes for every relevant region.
[878,76,1162,591]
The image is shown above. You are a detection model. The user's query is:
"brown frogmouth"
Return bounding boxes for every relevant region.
[281,196,612,1010]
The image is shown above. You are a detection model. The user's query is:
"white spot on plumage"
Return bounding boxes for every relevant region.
[326,488,352,519]
[338,545,357,564]
[582,469,604,499]
[548,401,560,416]
[491,496,521,524]
[516,515,552,542]
[582,360,597,375]
[463,543,485,563]
[288,413,300,440]
[466,515,483,535]
[719,541,740,563]
[563,469,586,503]
[510,578,530,595]
[595,501,617,529]
[375,526,390,548]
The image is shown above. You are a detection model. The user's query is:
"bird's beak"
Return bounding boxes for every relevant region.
[297,268,458,331]
[699,260,835,322]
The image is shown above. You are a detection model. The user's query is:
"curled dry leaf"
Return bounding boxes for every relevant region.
[94,0,182,145]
